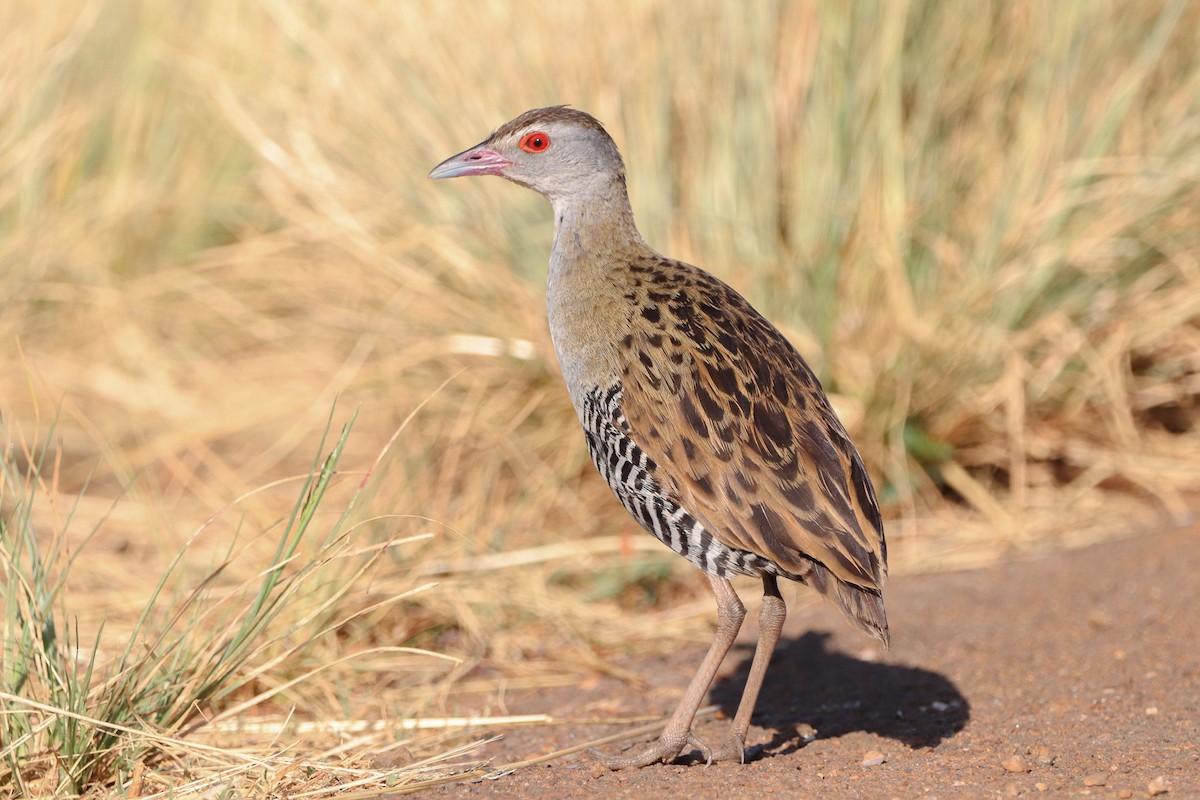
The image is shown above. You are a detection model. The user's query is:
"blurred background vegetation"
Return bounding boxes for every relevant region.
[2,0,1198,795]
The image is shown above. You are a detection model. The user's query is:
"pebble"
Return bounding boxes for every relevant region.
[1084,772,1108,787]
[1147,776,1170,795]
[862,750,886,767]
[1035,783,1048,792]
[1002,755,1030,773]
[1118,791,1133,799]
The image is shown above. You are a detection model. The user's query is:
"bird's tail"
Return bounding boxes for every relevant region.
[806,564,891,648]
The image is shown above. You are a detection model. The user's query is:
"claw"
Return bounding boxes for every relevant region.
[686,733,713,766]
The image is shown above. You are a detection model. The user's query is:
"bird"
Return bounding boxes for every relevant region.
[429,106,888,769]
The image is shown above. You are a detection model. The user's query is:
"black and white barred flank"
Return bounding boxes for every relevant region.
[581,385,784,579]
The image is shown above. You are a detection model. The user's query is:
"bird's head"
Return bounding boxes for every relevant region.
[428,106,625,202]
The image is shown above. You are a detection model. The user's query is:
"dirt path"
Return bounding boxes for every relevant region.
[426,519,1200,799]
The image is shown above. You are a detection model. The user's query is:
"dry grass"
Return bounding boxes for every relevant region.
[2,0,1199,796]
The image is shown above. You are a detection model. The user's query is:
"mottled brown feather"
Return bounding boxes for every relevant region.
[616,256,887,593]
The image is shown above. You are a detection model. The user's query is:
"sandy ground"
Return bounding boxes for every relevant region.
[423,517,1200,799]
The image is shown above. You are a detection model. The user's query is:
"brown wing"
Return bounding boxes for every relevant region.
[616,258,887,593]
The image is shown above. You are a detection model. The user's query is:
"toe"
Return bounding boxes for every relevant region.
[686,733,713,766]
[588,733,691,770]
[709,735,746,764]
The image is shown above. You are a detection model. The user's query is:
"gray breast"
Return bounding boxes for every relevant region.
[579,384,783,579]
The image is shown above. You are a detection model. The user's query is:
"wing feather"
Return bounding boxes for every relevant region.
[617,259,887,592]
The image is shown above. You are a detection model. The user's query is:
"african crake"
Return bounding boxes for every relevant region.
[429,107,888,769]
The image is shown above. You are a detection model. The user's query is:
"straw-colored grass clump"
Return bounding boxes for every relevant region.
[2,0,1198,796]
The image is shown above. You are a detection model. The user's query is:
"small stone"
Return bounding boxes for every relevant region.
[1002,755,1030,773]
[1084,773,1108,787]
[1145,707,1159,716]
[1147,776,1170,795]
[1118,791,1133,799]
[862,750,886,766]
[371,746,415,769]
[930,700,950,712]
[1035,783,1048,792]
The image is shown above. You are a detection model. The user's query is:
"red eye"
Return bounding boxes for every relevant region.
[519,132,551,153]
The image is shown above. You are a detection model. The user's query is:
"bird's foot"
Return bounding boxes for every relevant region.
[708,732,746,764]
[588,731,712,769]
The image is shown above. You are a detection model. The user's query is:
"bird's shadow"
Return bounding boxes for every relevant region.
[703,631,969,762]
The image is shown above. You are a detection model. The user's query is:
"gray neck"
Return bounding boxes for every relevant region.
[547,173,646,275]
[543,172,648,411]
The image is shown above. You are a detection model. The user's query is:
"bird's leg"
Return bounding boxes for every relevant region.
[591,574,746,769]
[710,574,786,763]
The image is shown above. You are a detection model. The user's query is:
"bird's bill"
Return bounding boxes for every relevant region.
[428,144,514,179]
